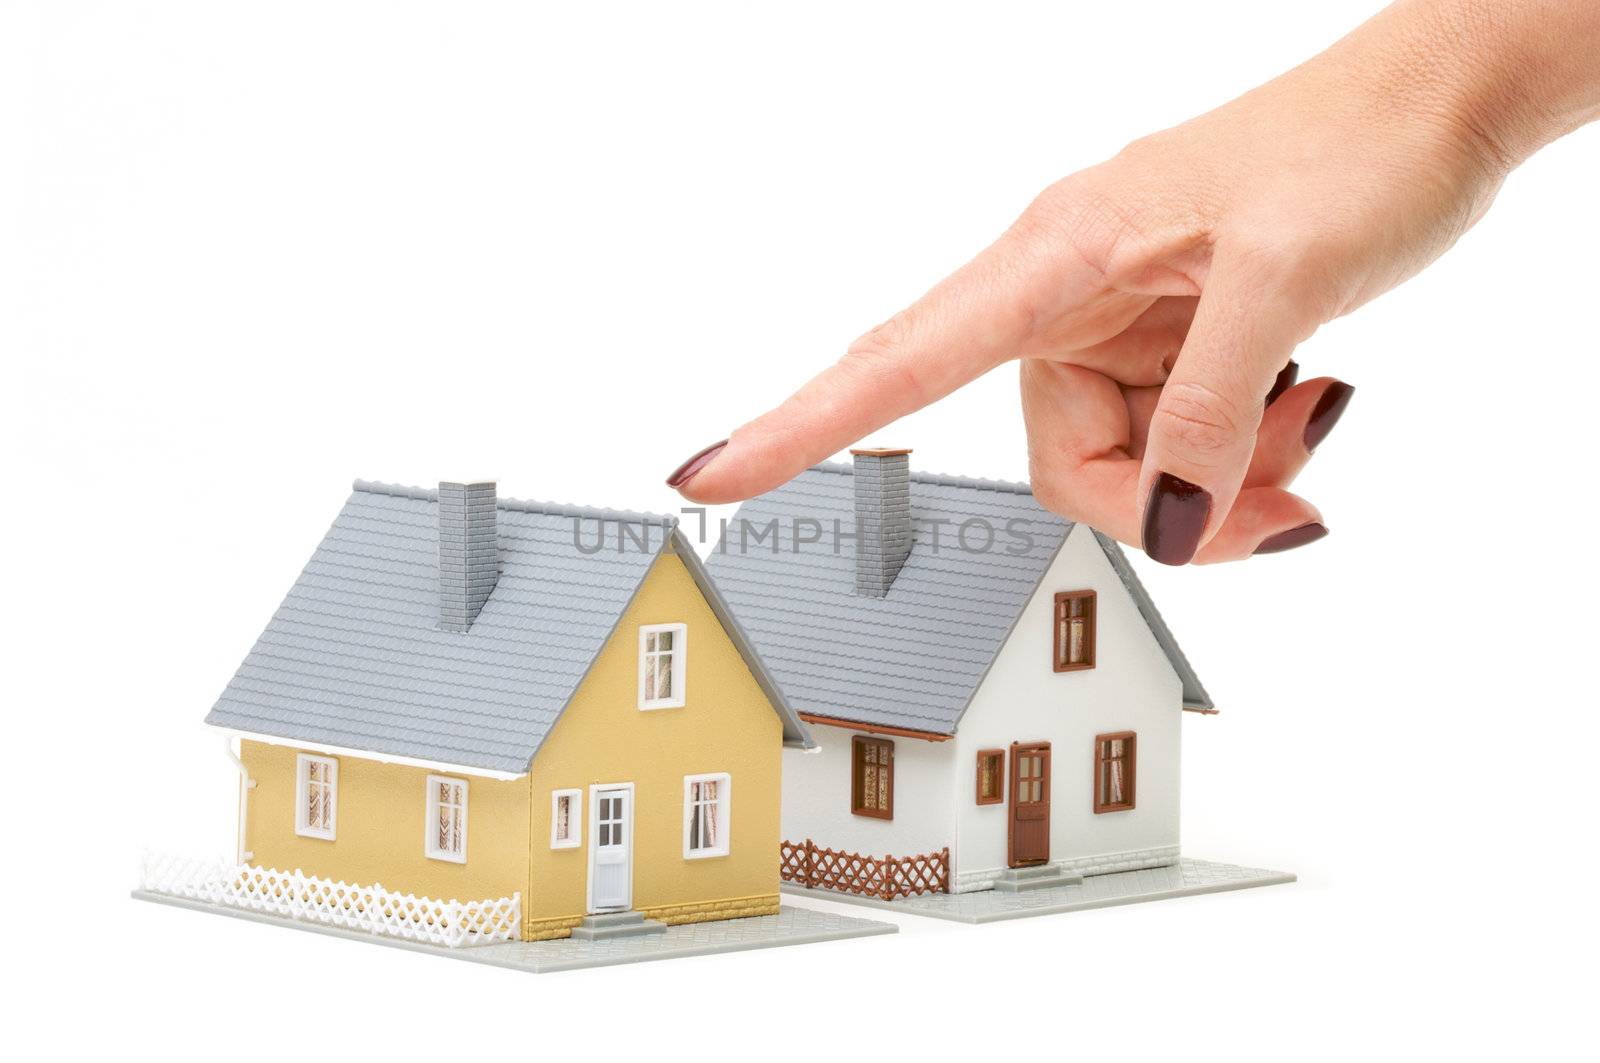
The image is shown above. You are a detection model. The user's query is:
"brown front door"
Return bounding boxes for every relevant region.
[1008,742,1051,867]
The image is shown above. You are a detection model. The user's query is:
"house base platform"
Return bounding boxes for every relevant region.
[132,892,896,973]
[780,857,1294,923]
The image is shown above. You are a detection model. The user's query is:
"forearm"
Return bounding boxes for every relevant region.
[1338,0,1600,171]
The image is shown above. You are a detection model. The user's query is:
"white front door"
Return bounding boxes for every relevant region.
[588,785,633,912]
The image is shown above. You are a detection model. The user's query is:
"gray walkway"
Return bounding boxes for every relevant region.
[781,857,1294,923]
[133,892,895,973]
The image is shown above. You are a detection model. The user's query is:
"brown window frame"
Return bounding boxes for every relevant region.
[851,735,894,819]
[975,748,1005,805]
[1093,731,1137,814]
[1053,590,1097,672]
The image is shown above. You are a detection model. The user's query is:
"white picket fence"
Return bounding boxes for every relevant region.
[140,852,521,948]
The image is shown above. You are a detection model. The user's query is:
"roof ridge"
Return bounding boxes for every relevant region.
[352,479,679,527]
[810,460,1035,496]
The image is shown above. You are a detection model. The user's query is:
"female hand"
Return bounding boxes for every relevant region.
[667,0,1600,564]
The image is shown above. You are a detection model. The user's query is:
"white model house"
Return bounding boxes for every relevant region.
[707,448,1213,895]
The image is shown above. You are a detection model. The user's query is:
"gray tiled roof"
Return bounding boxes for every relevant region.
[706,463,1211,735]
[204,481,810,775]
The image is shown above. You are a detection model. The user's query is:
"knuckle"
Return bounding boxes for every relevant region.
[1019,173,1135,260]
[1152,379,1253,463]
[1013,184,1071,244]
[1009,185,1089,275]
[1021,164,1203,295]
[1113,132,1169,167]
[846,316,905,362]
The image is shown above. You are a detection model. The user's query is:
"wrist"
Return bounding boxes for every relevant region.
[1397,0,1600,171]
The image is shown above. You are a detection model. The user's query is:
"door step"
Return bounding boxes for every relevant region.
[569,911,669,941]
[993,864,1084,892]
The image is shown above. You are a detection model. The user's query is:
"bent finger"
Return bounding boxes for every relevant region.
[1191,486,1326,563]
[1136,251,1320,564]
[1019,360,1143,544]
[668,234,1068,503]
[1243,376,1357,488]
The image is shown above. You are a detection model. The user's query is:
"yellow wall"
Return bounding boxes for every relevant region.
[523,550,783,937]
[235,547,784,940]
[239,740,530,905]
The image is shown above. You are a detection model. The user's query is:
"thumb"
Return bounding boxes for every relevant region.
[1138,253,1315,565]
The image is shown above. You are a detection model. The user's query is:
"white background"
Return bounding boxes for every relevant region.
[5,1,1596,1057]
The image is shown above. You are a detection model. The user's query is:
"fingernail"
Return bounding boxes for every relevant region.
[1303,381,1354,451]
[1253,522,1329,555]
[1265,360,1299,406]
[665,439,729,488]
[1142,473,1212,566]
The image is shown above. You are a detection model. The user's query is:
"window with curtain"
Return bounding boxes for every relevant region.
[1054,590,1097,671]
[295,753,337,840]
[976,749,1005,804]
[639,623,687,708]
[1094,732,1136,813]
[425,775,468,861]
[684,773,731,858]
[851,736,894,819]
[550,788,580,849]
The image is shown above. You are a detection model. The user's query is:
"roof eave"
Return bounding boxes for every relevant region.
[213,725,531,781]
[1090,529,1214,712]
[796,712,953,743]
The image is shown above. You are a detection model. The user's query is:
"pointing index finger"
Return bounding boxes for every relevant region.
[672,235,1066,503]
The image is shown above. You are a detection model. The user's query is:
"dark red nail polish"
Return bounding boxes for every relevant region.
[1253,522,1329,555]
[1265,360,1299,406]
[666,439,729,488]
[1303,381,1354,452]
[1142,473,1212,566]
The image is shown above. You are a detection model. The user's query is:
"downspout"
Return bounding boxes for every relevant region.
[224,736,255,864]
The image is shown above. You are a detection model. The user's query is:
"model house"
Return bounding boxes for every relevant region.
[201,479,813,941]
[706,449,1213,897]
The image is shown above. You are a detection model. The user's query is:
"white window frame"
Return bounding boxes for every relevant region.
[295,753,337,840]
[682,772,731,860]
[550,788,582,849]
[424,774,468,863]
[638,622,688,710]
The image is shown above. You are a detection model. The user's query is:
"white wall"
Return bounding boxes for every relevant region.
[952,525,1184,889]
[781,722,956,858]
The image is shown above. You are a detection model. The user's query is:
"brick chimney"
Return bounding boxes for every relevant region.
[438,480,498,632]
[851,448,912,598]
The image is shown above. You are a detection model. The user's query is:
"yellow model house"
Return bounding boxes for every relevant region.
[203,480,813,941]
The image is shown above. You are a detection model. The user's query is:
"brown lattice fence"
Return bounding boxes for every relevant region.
[780,838,949,900]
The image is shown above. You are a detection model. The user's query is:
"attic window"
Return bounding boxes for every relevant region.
[425,775,468,862]
[975,749,1005,805]
[1094,732,1136,813]
[1054,591,1096,672]
[295,754,337,840]
[639,623,687,709]
[851,736,894,819]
